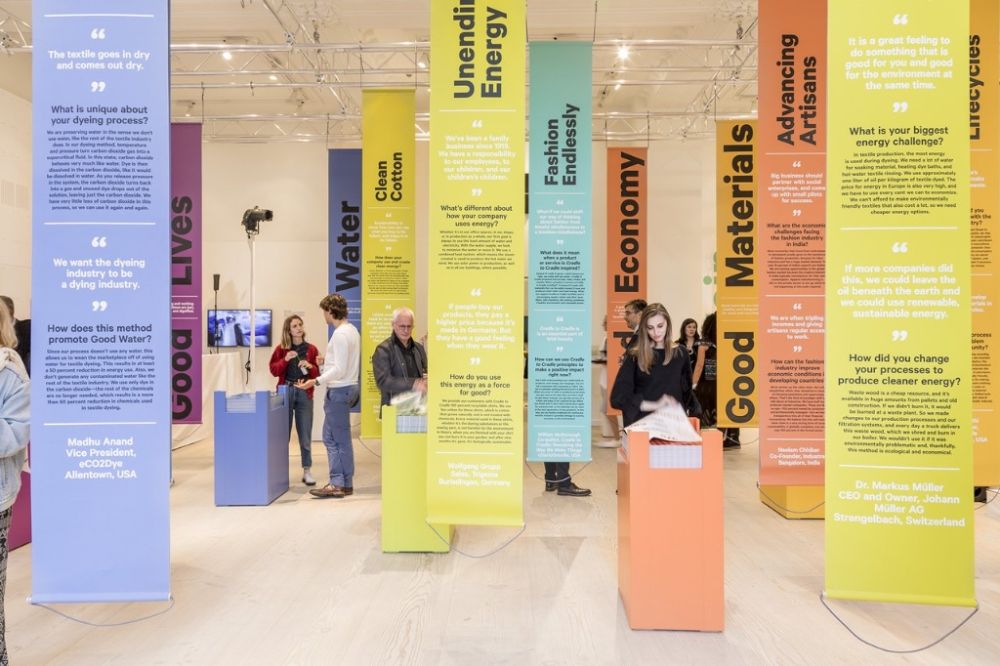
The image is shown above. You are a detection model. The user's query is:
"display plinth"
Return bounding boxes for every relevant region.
[9,470,31,550]
[617,428,724,631]
[213,390,289,506]
[381,406,451,553]
[759,485,825,519]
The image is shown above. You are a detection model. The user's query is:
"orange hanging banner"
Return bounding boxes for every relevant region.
[605,147,647,414]
[971,0,1000,486]
[757,0,827,487]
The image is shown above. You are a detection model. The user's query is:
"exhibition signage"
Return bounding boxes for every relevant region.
[170,123,202,424]
[970,0,1000,485]
[826,0,975,605]
[605,146,647,413]
[31,0,171,602]
[328,148,363,414]
[361,91,415,437]
[527,41,592,463]
[427,0,525,525]
[757,0,827,487]
[715,120,758,429]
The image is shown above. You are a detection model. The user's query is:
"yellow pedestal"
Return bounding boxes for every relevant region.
[759,485,825,519]
[381,406,452,552]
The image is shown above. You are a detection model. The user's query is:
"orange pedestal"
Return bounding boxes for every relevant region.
[617,428,724,631]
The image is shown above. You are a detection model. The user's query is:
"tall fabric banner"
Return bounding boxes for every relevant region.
[361,91,415,437]
[527,41,592,463]
[715,121,759,429]
[605,147,647,411]
[328,148,363,415]
[427,0,525,525]
[757,0,827,487]
[170,123,202,424]
[826,0,975,605]
[31,0,171,602]
[971,0,1000,485]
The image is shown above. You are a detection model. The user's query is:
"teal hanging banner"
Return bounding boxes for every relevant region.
[527,41,593,462]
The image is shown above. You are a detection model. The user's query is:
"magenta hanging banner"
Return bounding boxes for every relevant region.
[170,123,202,423]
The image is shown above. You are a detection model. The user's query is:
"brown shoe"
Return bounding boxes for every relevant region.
[342,487,353,496]
[309,484,345,499]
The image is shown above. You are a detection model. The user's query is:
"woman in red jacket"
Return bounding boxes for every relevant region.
[269,315,321,485]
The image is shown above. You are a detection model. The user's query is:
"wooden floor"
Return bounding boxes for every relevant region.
[6,430,1000,665]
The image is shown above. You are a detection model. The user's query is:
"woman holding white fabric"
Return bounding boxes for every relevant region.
[0,300,29,664]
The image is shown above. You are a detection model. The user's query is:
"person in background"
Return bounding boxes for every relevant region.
[593,314,621,448]
[693,312,739,449]
[0,297,29,377]
[299,294,360,499]
[676,317,700,372]
[611,303,696,428]
[0,300,29,664]
[269,314,321,486]
[372,307,427,413]
[620,298,647,353]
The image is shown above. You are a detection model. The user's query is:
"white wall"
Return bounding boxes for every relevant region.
[0,106,720,395]
[0,88,32,317]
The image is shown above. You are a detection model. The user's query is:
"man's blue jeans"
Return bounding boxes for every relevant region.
[322,385,358,487]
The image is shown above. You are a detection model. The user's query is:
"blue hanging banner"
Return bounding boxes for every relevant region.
[527,42,593,462]
[30,0,171,602]
[328,149,363,411]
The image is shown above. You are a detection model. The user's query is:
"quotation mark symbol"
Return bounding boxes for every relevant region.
[555,346,564,352]
[792,345,803,353]
[469,357,481,365]
[471,188,482,196]
[792,209,802,217]
[90,28,107,39]
[91,81,107,92]
[471,119,483,128]
[893,14,909,25]
[555,199,564,206]
[91,236,108,248]
[792,160,802,168]
[92,300,109,312]
[891,241,908,253]
[891,330,909,341]
[470,288,482,296]
[892,101,909,113]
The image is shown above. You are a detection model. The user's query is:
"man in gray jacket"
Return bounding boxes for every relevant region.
[372,307,427,411]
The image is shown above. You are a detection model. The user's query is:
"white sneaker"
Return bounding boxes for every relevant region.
[593,438,620,449]
[302,469,316,486]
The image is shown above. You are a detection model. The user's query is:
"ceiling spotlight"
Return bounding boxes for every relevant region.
[614,83,622,91]
[269,74,278,81]
[617,44,630,61]
[222,50,233,61]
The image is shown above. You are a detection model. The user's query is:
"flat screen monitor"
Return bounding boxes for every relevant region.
[207,309,272,347]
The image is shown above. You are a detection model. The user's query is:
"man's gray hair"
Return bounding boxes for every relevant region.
[392,307,415,324]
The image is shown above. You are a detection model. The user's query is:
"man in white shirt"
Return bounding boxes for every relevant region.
[299,293,360,499]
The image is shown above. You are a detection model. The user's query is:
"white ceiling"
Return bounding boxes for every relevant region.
[0,0,758,141]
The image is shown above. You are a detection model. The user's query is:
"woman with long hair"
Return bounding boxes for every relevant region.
[675,317,700,371]
[269,314,321,486]
[0,300,29,664]
[610,303,696,427]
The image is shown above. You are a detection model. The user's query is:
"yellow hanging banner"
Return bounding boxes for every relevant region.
[426,0,525,525]
[361,90,416,439]
[715,121,759,429]
[826,1,975,605]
